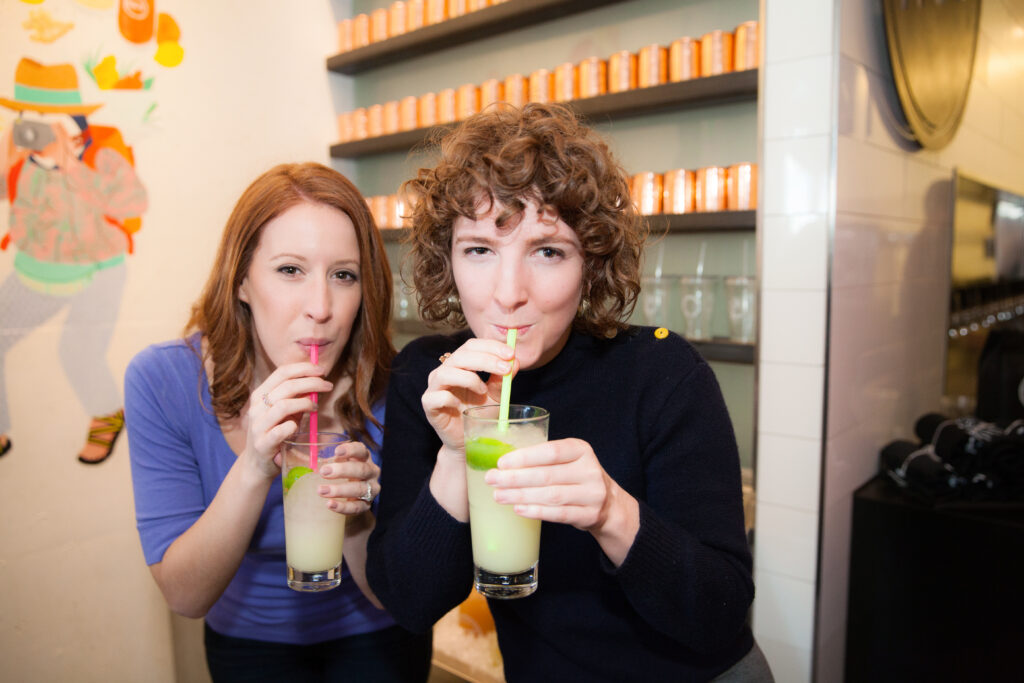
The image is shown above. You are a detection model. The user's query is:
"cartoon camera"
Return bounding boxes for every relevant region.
[12,119,55,151]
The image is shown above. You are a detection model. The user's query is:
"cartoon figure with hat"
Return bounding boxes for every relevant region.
[0,58,147,463]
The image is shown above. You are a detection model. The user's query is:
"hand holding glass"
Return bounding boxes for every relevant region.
[463,405,549,599]
[281,432,348,592]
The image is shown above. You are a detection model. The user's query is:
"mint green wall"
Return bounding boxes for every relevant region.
[342,0,759,469]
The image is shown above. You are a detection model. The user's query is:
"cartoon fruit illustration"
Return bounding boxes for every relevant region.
[154,41,184,67]
[156,13,180,42]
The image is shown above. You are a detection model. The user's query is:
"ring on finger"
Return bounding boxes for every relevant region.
[262,393,273,408]
[359,480,373,503]
[438,352,452,364]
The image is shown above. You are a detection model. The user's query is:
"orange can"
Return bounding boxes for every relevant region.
[553,62,578,102]
[480,79,503,110]
[448,0,469,18]
[701,30,734,76]
[351,108,369,140]
[383,100,401,135]
[337,111,353,143]
[468,0,489,9]
[418,92,438,127]
[632,172,663,215]
[369,196,389,228]
[456,83,480,119]
[727,162,757,210]
[389,2,408,38]
[637,44,667,88]
[696,166,728,212]
[578,57,607,98]
[338,18,354,53]
[529,69,553,103]
[119,0,154,44]
[662,169,696,214]
[426,0,446,24]
[367,103,384,138]
[370,8,389,42]
[437,88,456,123]
[406,0,426,31]
[734,21,759,70]
[669,37,700,81]
[352,13,371,49]
[608,50,637,93]
[504,73,527,108]
[388,194,409,229]
[399,95,419,130]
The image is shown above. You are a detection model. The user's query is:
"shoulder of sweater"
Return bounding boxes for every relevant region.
[127,335,200,377]
[596,326,706,378]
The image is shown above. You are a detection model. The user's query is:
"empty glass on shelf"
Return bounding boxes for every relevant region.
[679,275,718,340]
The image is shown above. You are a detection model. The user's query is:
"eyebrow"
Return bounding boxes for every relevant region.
[269,253,360,266]
[452,233,578,248]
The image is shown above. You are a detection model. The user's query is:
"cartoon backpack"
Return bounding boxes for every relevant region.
[2,124,143,253]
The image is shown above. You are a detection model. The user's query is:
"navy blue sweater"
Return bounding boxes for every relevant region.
[367,326,753,681]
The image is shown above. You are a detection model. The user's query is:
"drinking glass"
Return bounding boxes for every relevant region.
[463,405,549,599]
[281,432,348,592]
[725,275,756,342]
[640,275,681,331]
[679,275,718,340]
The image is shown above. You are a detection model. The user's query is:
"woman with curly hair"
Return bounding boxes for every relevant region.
[124,163,432,681]
[367,104,771,681]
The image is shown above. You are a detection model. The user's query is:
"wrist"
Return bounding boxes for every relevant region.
[592,481,640,567]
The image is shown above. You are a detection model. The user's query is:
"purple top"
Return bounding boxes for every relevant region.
[124,335,394,644]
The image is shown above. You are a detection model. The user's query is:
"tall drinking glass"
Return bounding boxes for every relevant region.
[281,432,348,592]
[463,405,549,599]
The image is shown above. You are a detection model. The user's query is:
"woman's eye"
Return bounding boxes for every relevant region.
[464,246,490,256]
[538,247,564,259]
[277,265,300,276]
[333,270,358,281]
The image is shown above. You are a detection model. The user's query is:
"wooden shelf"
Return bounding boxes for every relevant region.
[378,210,755,242]
[690,338,756,364]
[330,70,759,159]
[327,0,627,75]
[392,318,755,364]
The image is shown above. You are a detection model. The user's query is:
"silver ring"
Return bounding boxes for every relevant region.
[261,393,272,408]
[438,352,452,364]
[360,480,374,503]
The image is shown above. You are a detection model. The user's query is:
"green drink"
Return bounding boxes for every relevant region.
[463,404,549,599]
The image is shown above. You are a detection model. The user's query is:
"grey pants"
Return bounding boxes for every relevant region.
[0,264,125,432]
[712,642,774,682]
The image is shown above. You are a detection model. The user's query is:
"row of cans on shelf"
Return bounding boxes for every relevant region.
[338,0,510,52]
[631,163,757,215]
[336,22,759,144]
[365,161,757,231]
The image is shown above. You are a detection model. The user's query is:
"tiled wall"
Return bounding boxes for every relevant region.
[753,0,834,680]
[817,1,1024,681]
[756,0,1024,681]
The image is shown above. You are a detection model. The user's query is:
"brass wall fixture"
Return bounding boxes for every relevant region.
[882,0,981,150]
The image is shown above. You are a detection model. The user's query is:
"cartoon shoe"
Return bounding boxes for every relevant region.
[78,408,125,464]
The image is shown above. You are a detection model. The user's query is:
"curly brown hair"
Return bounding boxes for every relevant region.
[185,162,394,447]
[401,103,645,338]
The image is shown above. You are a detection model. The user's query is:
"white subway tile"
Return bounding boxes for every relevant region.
[761,213,829,291]
[754,502,819,582]
[760,289,827,365]
[759,362,825,440]
[764,56,834,139]
[765,0,835,64]
[755,433,822,513]
[763,137,832,216]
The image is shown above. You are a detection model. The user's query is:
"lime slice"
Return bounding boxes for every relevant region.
[466,436,514,471]
[283,465,313,492]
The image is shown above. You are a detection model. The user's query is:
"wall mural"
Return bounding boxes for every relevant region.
[0,0,184,463]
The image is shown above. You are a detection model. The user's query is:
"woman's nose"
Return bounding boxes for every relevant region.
[493,258,528,311]
[305,278,332,322]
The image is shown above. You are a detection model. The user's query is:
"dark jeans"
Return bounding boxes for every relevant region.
[204,622,432,683]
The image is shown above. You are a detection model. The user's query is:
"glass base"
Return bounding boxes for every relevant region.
[287,564,341,592]
[474,563,538,599]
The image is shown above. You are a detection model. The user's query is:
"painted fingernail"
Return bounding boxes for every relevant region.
[318,485,329,495]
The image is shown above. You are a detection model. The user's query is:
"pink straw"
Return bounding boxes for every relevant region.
[309,344,319,471]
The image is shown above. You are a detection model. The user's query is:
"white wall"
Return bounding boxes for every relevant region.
[754,1,1024,681]
[0,2,348,680]
[818,1,1024,681]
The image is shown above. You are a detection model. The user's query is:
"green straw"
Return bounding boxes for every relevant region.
[497,328,517,432]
